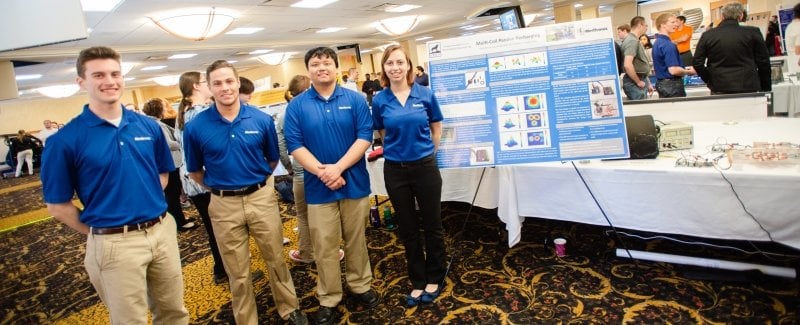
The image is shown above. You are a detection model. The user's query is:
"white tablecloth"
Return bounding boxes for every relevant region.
[367,119,800,250]
[683,80,800,117]
[499,118,800,249]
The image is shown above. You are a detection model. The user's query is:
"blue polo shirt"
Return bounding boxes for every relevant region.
[284,86,373,204]
[40,105,174,228]
[372,83,443,162]
[183,102,279,190]
[652,33,684,79]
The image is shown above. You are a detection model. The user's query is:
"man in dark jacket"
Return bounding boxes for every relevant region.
[692,2,770,94]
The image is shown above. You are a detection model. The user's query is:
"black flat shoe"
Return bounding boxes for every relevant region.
[314,306,336,325]
[352,289,379,309]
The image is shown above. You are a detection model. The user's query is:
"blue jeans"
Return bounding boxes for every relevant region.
[656,78,686,98]
[622,75,648,100]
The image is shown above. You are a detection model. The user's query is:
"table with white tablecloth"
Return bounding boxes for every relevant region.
[367,118,800,250]
[682,80,800,117]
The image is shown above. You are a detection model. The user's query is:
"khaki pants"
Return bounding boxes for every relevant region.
[307,197,372,307]
[292,174,313,259]
[85,214,189,325]
[208,179,299,324]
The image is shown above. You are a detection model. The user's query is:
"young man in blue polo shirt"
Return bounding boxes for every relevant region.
[182,60,307,325]
[40,46,189,324]
[652,13,696,98]
[283,47,378,325]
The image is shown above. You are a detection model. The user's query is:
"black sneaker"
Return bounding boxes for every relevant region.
[213,273,227,285]
[352,289,379,309]
[286,309,308,325]
[314,306,336,325]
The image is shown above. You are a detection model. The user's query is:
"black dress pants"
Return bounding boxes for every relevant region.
[190,192,226,277]
[383,155,447,289]
[165,169,190,228]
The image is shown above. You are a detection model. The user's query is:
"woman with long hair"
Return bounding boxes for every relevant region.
[141,98,198,232]
[174,71,228,283]
[371,45,447,307]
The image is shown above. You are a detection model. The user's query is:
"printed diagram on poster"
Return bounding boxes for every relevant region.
[428,17,629,169]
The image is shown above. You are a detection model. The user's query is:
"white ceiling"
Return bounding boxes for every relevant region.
[2,0,621,98]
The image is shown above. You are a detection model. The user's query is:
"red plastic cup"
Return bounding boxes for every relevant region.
[553,238,567,257]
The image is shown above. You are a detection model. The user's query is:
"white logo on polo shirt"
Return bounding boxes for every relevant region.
[134,136,152,141]
[411,103,424,108]
[244,130,260,134]
[339,106,352,110]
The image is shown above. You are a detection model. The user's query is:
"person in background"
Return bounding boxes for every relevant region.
[414,66,429,87]
[273,82,281,88]
[342,67,360,92]
[669,15,694,67]
[40,46,189,324]
[361,73,380,106]
[652,13,696,98]
[617,24,631,43]
[785,3,800,75]
[766,15,783,57]
[240,76,255,104]
[692,2,771,94]
[142,98,198,231]
[371,45,447,307]
[183,60,308,325]
[284,47,378,325]
[639,34,654,75]
[276,75,345,264]
[621,16,653,100]
[10,130,41,177]
[160,100,177,128]
[175,71,228,284]
[36,120,58,146]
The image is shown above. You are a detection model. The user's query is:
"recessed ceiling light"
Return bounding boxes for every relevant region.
[124,77,136,81]
[291,0,338,9]
[574,3,583,8]
[226,27,264,35]
[250,49,273,55]
[416,36,433,41]
[168,53,198,59]
[386,4,420,13]
[317,27,346,33]
[141,65,167,71]
[80,0,123,12]
[228,60,238,64]
[15,74,42,80]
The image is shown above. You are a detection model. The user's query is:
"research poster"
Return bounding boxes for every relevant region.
[428,17,629,169]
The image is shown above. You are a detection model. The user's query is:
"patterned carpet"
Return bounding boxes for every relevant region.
[0,176,798,324]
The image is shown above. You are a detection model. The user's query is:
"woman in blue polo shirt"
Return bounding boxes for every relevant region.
[371,45,447,307]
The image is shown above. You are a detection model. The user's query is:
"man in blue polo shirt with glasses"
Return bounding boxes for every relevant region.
[182,60,307,325]
[40,46,189,324]
[284,47,378,325]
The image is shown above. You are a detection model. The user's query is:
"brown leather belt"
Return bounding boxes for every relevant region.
[91,212,166,235]
[210,179,267,197]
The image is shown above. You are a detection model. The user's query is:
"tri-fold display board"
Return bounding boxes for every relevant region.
[427,17,630,168]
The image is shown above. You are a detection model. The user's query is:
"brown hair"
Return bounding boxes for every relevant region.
[284,75,311,102]
[206,60,238,85]
[617,24,631,33]
[177,71,202,129]
[630,16,646,29]
[239,76,255,95]
[142,98,165,118]
[655,13,675,31]
[379,45,415,87]
[76,46,120,78]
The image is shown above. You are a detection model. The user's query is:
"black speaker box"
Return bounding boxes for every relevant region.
[624,115,659,159]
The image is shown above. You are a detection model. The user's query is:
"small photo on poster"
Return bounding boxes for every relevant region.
[500,132,522,150]
[470,146,494,165]
[504,55,526,70]
[465,71,486,89]
[546,25,575,42]
[441,127,456,144]
[499,115,522,130]
[526,130,549,147]
[488,57,506,71]
[591,100,619,118]
[524,111,547,128]
[523,93,545,110]
[588,80,616,101]
[524,52,548,67]
[496,96,520,113]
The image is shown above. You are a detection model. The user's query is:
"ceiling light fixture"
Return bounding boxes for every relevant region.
[80,0,123,12]
[15,74,43,81]
[36,84,80,98]
[574,3,584,8]
[168,53,198,59]
[250,49,273,55]
[416,36,433,41]
[121,62,136,75]
[226,27,264,35]
[152,75,181,86]
[149,7,237,41]
[141,65,167,71]
[375,15,421,36]
[257,53,291,65]
[316,27,346,33]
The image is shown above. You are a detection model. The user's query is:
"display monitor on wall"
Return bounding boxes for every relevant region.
[499,6,525,30]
